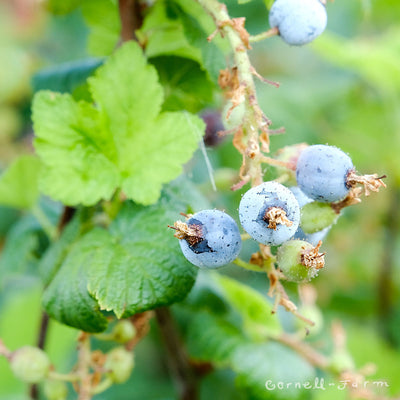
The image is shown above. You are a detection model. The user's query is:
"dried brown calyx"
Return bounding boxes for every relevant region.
[169,220,203,246]
[346,170,387,196]
[263,207,293,230]
[300,241,325,270]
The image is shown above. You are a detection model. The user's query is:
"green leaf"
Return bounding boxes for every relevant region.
[0,215,46,287]
[138,1,202,62]
[87,200,198,318]
[44,0,80,15]
[150,56,214,113]
[81,0,120,56]
[43,181,202,330]
[215,274,282,340]
[38,214,82,286]
[187,311,247,366]
[0,156,42,209]
[232,343,315,399]
[33,42,204,206]
[42,229,109,333]
[33,92,120,206]
[169,1,226,82]
[264,0,274,10]
[32,58,103,94]
[238,0,253,4]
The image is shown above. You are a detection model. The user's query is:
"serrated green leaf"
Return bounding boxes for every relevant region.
[187,311,247,366]
[87,201,198,318]
[33,92,120,206]
[0,156,42,209]
[215,274,282,340]
[42,229,109,333]
[170,2,226,82]
[81,0,120,56]
[42,181,202,330]
[139,1,202,62]
[38,215,82,286]
[120,111,204,205]
[232,343,315,399]
[32,58,103,95]
[33,42,204,206]
[0,215,45,287]
[150,56,214,113]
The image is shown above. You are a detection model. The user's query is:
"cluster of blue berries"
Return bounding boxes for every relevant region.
[269,0,327,46]
[171,144,384,282]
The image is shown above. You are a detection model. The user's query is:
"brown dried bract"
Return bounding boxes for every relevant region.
[331,187,362,213]
[301,241,325,270]
[264,207,293,230]
[169,221,203,246]
[346,170,387,197]
[249,252,264,267]
[231,17,251,49]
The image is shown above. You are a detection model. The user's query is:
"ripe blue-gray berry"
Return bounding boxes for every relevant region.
[269,0,327,46]
[289,186,313,208]
[172,210,242,268]
[293,226,330,247]
[296,145,354,203]
[239,181,300,246]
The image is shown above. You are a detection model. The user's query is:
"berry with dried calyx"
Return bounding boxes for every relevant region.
[239,181,300,245]
[277,240,325,282]
[269,0,327,46]
[171,210,242,268]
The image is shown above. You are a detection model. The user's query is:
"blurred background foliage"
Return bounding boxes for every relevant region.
[0,0,399,399]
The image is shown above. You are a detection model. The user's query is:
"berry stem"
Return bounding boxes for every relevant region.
[249,26,279,43]
[48,371,80,382]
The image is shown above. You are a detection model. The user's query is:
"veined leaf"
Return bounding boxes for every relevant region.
[0,156,42,209]
[33,42,205,206]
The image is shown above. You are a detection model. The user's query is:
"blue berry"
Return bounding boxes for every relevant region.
[269,0,327,46]
[289,186,313,208]
[296,145,354,203]
[293,226,330,246]
[239,181,300,246]
[173,210,242,268]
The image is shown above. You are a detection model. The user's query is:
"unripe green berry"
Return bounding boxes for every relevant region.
[105,347,134,384]
[330,350,355,374]
[10,346,50,383]
[275,143,308,186]
[112,320,136,344]
[300,202,338,234]
[296,305,324,336]
[43,379,68,400]
[277,240,325,283]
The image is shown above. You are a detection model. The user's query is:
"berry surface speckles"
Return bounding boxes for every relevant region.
[296,145,354,203]
[177,210,242,268]
[269,0,327,46]
[239,181,300,245]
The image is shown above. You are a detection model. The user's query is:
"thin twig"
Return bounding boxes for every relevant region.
[155,308,198,400]
[118,0,144,43]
